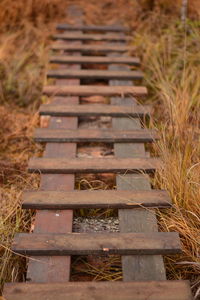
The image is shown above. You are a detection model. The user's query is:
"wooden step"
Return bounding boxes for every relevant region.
[56,24,130,32]
[47,69,143,80]
[53,33,131,42]
[50,55,140,66]
[28,157,160,174]
[51,43,135,53]
[34,129,158,143]
[39,104,150,117]
[22,190,171,209]
[43,85,147,97]
[4,281,192,300]
[12,232,181,256]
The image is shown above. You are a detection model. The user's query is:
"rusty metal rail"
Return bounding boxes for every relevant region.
[4,5,192,300]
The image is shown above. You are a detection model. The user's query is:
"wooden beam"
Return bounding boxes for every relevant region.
[4,281,192,300]
[53,33,131,41]
[47,69,143,80]
[22,189,171,210]
[109,36,167,280]
[34,128,158,143]
[28,157,161,174]
[39,104,150,117]
[43,85,147,97]
[49,55,140,66]
[51,43,135,53]
[12,232,181,256]
[56,24,130,32]
[26,5,83,282]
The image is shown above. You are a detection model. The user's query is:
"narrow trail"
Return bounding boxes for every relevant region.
[3,4,193,300]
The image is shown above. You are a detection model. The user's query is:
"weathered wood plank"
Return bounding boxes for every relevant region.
[50,55,140,65]
[109,39,167,280]
[47,69,143,80]
[39,103,150,117]
[4,281,193,300]
[34,128,158,143]
[22,190,171,209]
[56,24,130,32]
[53,33,131,41]
[26,5,82,282]
[12,232,181,256]
[112,104,167,279]
[28,157,161,174]
[51,43,135,53]
[43,85,147,97]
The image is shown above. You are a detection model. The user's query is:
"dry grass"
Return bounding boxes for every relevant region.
[0,0,72,287]
[0,105,41,287]
[0,0,67,33]
[0,0,199,296]
[72,255,122,281]
[133,15,200,297]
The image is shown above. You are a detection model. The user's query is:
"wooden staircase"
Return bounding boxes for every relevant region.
[3,5,192,300]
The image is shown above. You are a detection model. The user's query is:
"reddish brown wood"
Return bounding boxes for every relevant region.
[3,280,192,300]
[3,281,193,300]
[27,6,83,283]
[43,85,147,97]
[34,128,158,143]
[27,107,77,282]
[51,43,135,53]
[50,55,140,65]
[56,24,130,32]
[47,69,143,80]
[53,33,131,41]
[39,103,150,117]
[12,232,181,256]
[22,190,171,210]
[28,157,161,174]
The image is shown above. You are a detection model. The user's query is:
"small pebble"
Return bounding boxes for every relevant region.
[73,217,119,233]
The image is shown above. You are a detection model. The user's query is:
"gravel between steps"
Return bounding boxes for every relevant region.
[73,217,119,233]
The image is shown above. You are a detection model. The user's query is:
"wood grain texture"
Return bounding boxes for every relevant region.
[26,5,83,282]
[22,190,171,209]
[56,24,130,32]
[53,33,131,41]
[28,157,161,174]
[12,232,181,256]
[50,55,140,65]
[4,281,192,300]
[47,69,143,80]
[34,128,158,143]
[109,39,167,280]
[51,43,135,53]
[43,85,147,97]
[39,103,150,117]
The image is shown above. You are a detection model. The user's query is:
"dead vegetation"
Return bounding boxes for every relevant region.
[134,17,200,296]
[0,0,199,297]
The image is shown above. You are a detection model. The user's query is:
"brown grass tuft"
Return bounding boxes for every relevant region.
[133,14,200,297]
